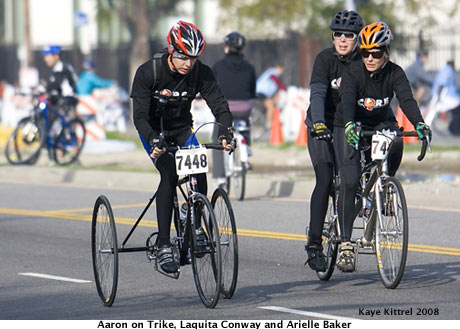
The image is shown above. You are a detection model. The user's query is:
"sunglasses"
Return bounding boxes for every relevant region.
[333,31,357,40]
[172,52,196,60]
[361,50,385,59]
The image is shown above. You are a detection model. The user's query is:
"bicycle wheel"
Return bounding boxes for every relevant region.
[250,100,268,141]
[375,177,408,289]
[53,118,86,165]
[91,195,119,307]
[191,194,222,308]
[226,149,246,201]
[316,193,339,281]
[211,188,238,299]
[5,117,45,165]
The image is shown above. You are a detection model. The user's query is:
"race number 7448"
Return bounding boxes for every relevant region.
[175,147,209,175]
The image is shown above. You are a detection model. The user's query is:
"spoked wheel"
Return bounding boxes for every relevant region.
[226,149,246,201]
[375,177,408,289]
[5,117,45,165]
[191,194,222,308]
[211,188,238,299]
[91,195,119,306]
[249,100,268,141]
[53,118,86,165]
[316,193,339,281]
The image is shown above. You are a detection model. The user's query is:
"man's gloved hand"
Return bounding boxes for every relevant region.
[345,121,360,149]
[312,121,332,141]
[416,122,432,141]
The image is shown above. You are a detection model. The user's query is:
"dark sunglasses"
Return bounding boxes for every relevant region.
[361,50,385,59]
[333,31,357,40]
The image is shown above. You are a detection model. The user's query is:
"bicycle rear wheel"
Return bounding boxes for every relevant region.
[5,117,45,165]
[226,149,246,201]
[191,194,222,308]
[250,100,268,141]
[375,177,408,289]
[211,188,238,299]
[53,118,86,165]
[91,195,119,306]
[316,193,338,281]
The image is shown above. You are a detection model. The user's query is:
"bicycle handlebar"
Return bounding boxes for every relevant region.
[358,127,430,161]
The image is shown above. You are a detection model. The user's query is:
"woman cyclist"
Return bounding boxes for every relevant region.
[304,10,364,272]
[333,22,431,272]
[131,21,233,273]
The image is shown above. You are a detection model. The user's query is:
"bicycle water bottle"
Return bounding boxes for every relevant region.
[180,203,188,221]
[363,194,372,221]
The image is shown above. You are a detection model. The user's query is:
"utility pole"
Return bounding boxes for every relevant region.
[23,0,33,67]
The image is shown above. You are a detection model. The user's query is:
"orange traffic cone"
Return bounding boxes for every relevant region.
[395,107,417,143]
[270,107,284,145]
[295,112,308,146]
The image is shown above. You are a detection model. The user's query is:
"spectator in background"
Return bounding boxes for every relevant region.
[406,49,432,105]
[41,45,78,106]
[256,63,286,128]
[430,60,460,135]
[77,60,114,95]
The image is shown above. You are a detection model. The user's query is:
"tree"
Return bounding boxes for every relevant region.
[97,0,182,87]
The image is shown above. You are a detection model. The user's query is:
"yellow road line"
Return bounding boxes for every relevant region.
[1,207,460,256]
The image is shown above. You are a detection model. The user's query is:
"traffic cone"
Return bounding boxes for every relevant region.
[270,107,284,145]
[295,111,308,146]
[395,107,417,143]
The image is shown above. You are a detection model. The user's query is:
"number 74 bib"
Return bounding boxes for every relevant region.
[175,147,209,175]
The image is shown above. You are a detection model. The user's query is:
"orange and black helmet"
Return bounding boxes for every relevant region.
[167,21,206,57]
[359,22,393,50]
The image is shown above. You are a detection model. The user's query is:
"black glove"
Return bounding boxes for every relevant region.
[311,121,332,141]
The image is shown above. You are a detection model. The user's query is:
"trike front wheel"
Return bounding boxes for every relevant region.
[191,194,222,308]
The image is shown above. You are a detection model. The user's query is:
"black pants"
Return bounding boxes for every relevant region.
[148,128,207,246]
[306,127,335,246]
[333,122,403,241]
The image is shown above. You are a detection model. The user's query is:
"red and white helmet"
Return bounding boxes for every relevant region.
[167,21,206,57]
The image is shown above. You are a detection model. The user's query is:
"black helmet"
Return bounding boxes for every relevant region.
[330,10,364,34]
[224,32,246,53]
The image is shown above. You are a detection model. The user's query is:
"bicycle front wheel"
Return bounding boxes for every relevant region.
[316,193,339,281]
[53,118,86,165]
[191,194,222,308]
[91,195,119,306]
[375,177,408,289]
[226,149,246,201]
[5,117,45,165]
[211,188,238,299]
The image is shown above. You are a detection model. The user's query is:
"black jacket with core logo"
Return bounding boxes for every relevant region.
[334,60,424,127]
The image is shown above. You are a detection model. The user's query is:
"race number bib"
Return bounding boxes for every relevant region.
[175,147,209,175]
[371,132,395,160]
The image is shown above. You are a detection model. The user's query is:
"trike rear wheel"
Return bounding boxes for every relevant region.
[91,195,119,306]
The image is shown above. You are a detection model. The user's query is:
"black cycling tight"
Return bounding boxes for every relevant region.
[154,153,207,246]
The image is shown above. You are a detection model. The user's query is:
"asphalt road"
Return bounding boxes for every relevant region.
[1,178,459,321]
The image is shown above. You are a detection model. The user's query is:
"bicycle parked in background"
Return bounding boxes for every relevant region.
[5,92,86,165]
[314,124,430,288]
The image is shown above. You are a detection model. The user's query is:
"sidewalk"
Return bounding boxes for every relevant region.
[0,137,459,211]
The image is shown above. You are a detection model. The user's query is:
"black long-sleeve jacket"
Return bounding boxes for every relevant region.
[212,54,256,100]
[305,47,361,128]
[131,55,232,144]
[335,60,424,127]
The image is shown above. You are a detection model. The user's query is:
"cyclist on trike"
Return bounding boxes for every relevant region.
[130,20,234,274]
